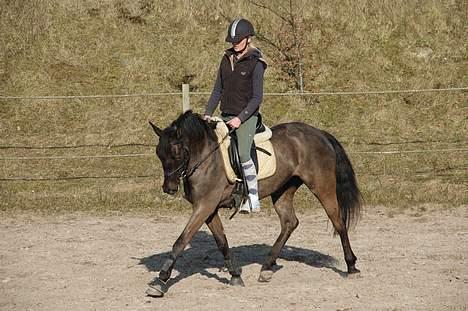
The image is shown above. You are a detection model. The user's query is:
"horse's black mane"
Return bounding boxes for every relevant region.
[165,110,217,152]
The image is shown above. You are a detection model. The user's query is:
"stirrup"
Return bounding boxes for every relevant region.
[239,200,251,214]
[239,196,260,214]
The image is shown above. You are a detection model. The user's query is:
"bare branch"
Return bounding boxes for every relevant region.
[255,32,291,60]
[249,0,305,91]
[218,11,232,23]
[249,0,291,25]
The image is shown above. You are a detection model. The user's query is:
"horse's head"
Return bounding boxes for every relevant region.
[149,111,215,196]
[149,121,188,195]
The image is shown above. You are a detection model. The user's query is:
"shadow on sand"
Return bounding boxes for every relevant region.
[136,230,345,290]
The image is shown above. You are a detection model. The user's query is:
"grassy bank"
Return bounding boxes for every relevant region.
[0,0,466,212]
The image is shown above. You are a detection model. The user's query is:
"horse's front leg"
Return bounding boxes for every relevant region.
[205,211,244,287]
[146,201,216,297]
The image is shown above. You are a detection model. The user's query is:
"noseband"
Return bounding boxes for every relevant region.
[165,142,190,179]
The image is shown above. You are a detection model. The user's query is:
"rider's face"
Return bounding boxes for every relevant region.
[232,37,248,52]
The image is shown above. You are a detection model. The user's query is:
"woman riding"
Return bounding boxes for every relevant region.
[204,18,267,213]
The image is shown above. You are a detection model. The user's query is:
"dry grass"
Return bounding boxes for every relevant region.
[0,0,466,212]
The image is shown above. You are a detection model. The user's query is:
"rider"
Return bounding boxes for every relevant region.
[204,18,267,213]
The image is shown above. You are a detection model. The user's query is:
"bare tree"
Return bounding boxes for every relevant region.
[250,0,305,92]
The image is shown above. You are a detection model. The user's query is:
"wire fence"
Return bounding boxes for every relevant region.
[2,167,465,182]
[0,175,156,182]
[1,86,466,181]
[1,86,467,100]
[1,147,468,161]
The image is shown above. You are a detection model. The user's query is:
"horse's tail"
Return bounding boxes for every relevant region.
[323,131,362,231]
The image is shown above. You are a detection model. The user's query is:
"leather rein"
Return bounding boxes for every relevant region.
[165,126,235,180]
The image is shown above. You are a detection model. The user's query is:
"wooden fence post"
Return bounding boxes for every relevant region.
[182,83,190,112]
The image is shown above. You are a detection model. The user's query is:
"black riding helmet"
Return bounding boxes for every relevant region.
[225,18,255,44]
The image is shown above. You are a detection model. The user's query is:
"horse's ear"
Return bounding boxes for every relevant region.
[149,121,163,137]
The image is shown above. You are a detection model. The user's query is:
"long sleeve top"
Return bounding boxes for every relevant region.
[204,49,266,122]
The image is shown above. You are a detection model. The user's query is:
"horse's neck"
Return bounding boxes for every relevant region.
[187,134,217,162]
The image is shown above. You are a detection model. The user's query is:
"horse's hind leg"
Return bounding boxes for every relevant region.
[205,211,244,286]
[259,177,302,282]
[313,187,359,274]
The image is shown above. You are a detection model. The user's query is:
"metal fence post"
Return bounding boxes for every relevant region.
[182,84,190,112]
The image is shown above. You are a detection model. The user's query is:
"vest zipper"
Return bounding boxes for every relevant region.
[229,55,235,71]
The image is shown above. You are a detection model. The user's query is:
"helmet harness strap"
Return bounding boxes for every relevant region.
[234,36,250,56]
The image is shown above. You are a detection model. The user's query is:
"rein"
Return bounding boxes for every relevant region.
[166,125,235,180]
[164,146,189,178]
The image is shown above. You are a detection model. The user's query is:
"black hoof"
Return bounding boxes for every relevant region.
[146,278,168,298]
[229,276,245,287]
[347,266,361,275]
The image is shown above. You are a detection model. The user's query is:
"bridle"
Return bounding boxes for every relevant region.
[164,126,234,181]
[164,142,190,179]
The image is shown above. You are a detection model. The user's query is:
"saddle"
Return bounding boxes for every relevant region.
[228,113,269,177]
[212,115,276,213]
[213,116,276,184]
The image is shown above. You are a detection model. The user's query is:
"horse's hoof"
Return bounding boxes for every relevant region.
[146,286,164,297]
[347,267,361,278]
[229,276,245,287]
[348,266,360,274]
[146,278,167,298]
[258,270,274,283]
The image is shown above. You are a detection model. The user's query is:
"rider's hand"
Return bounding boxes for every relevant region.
[226,117,241,129]
[203,115,211,121]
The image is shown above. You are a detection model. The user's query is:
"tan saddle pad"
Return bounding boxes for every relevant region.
[213,119,276,184]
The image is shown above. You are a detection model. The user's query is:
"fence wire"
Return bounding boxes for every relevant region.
[0,87,466,100]
[1,147,467,161]
[1,86,466,181]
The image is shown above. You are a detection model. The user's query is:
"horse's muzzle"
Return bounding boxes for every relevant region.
[163,181,179,195]
[164,187,178,195]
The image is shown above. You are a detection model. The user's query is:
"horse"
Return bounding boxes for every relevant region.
[147,110,362,297]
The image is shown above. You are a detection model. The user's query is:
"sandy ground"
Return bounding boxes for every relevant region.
[0,205,467,311]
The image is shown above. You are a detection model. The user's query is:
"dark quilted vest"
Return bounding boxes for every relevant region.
[219,51,260,116]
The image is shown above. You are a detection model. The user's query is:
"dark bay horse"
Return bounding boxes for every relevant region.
[147,110,362,297]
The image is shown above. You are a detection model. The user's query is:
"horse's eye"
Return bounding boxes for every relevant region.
[171,145,182,160]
